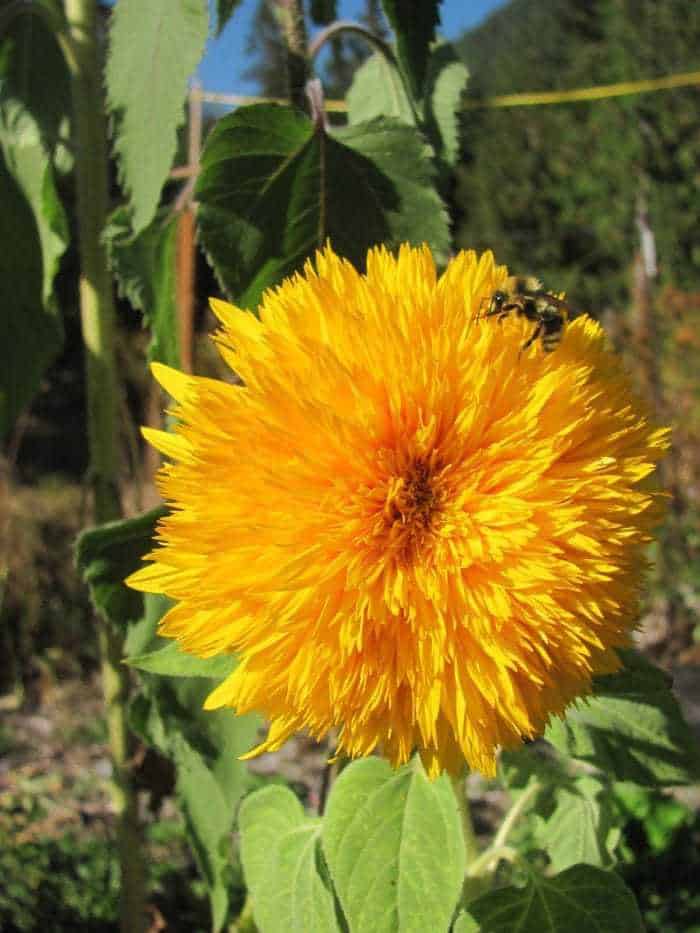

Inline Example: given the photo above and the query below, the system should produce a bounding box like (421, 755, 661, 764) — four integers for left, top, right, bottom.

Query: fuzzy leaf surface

(240, 785, 341, 933)
(466, 864, 644, 933)
(106, 0, 208, 232)
(104, 206, 180, 366)
(534, 776, 620, 871)
(546, 650, 700, 786)
(322, 758, 465, 933)
(346, 53, 415, 125)
(196, 105, 449, 310)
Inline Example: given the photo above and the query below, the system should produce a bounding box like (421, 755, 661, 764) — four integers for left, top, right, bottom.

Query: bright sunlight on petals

(128, 244, 668, 777)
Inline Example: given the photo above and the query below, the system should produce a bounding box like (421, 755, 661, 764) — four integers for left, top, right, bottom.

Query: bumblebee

(480, 276, 573, 354)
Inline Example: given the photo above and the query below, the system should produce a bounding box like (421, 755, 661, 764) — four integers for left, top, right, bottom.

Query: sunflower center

(383, 460, 441, 562)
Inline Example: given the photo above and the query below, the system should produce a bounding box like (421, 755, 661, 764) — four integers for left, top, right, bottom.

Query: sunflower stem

(64, 1, 146, 930)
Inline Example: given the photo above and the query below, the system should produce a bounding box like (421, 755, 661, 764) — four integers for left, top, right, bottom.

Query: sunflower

(128, 244, 667, 777)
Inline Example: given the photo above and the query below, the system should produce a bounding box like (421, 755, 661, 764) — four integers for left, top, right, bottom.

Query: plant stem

(308, 19, 397, 65)
(450, 771, 480, 866)
(490, 779, 540, 853)
(307, 19, 421, 125)
(275, 0, 310, 111)
(63, 1, 146, 930)
(451, 771, 490, 905)
(466, 779, 540, 879)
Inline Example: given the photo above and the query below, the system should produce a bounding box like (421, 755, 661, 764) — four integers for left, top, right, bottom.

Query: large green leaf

(104, 206, 180, 367)
(0, 6, 71, 160)
(239, 785, 341, 933)
(75, 507, 167, 626)
(546, 651, 700, 786)
(346, 53, 415, 126)
(0, 156, 63, 440)
(216, 0, 244, 35)
(0, 9, 69, 438)
(380, 0, 440, 99)
(196, 104, 449, 310)
(322, 758, 465, 933)
(106, 0, 209, 233)
(464, 864, 644, 933)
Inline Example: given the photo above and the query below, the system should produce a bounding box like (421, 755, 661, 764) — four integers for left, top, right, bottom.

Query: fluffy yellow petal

(130, 244, 668, 777)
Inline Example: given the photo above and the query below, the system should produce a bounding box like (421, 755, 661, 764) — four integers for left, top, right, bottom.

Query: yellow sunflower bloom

(128, 244, 668, 777)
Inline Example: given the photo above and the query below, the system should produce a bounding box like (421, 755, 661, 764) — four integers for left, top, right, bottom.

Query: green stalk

(63, 1, 146, 930)
(450, 771, 490, 905)
(450, 771, 480, 865)
(275, 0, 310, 111)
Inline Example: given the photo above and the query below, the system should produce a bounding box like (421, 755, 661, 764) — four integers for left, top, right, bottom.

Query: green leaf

(239, 785, 341, 933)
(452, 914, 481, 933)
(424, 43, 468, 166)
(75, 507, 167, 626)
(127, 641, 236, 680)
(106, 0, 209, 233)
(196, 105, 449, 310)
(0, 8, 69, 437)
(535, 776, 620, 872)
(546, 650, 700, 786)
(104, 206, 180, 367)
(0, 154, 63, 439)
(381, 0, 440, 99)
(123, 592, 171, 657)
(0, 6, 71, 160)
(172, 735, 236, 932)
(346, 53, 415, 126)
(467, 864, 644, 933)
(322, 758, 465, 933)
(0, 136, 68, 308)
(612, 782, 691, 853)
(133, 672, 260, 931)
(216, 0, 244, 35)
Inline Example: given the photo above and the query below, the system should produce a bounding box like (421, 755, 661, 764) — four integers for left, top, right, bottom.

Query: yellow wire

(197, 69, 700, 112)
(462, 69, 700, 109)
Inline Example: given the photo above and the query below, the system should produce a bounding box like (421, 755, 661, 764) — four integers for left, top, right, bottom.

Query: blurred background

(2, 0, 699, 930)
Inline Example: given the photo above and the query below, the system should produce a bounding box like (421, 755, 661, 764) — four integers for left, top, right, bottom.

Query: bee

(479, 276, 573, 354)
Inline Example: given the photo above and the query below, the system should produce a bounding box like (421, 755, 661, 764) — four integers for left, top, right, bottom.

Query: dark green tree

(455, 0, 700, 314)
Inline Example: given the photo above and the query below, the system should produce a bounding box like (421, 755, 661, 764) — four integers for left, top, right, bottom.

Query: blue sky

(197, 0, 507, 94)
